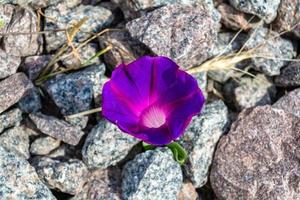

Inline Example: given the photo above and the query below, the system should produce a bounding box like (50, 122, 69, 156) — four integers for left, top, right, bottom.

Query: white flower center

(142, 106, 166, 128)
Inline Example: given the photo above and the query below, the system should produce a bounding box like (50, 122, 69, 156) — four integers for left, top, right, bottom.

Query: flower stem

(142, 141, 188, 165)
(142, 142, 156, 151)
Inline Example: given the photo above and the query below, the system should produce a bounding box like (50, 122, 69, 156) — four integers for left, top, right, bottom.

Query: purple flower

(102, 56, 205, 145)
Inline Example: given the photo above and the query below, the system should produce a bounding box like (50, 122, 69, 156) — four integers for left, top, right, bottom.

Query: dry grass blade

(186, 49, 254, 74)
(38, 17, 88, 79)
(65, 107, 102, 119)
(35, 45, 112, 85)
(186, 20, 300, 77)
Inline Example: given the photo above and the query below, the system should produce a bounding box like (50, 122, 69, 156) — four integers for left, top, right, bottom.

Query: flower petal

(157, 70, 201, 106)
(166, 89, 205, 140)
(133, 125, 173, 146)
(158, 70, 205, 140)
(102, 81, 140, 133)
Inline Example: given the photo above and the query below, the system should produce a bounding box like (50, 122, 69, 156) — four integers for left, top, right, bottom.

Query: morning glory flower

(102, 56, 205, 146)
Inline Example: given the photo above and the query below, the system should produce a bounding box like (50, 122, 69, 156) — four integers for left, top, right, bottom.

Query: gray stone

(61, 43, 101, 69)
(22, 55, 52, 81)
(82, 119, 138, 169)
(126, 3, 220, 69)
(0, 145, 56, 200)
(45, 4, 113, 51)
(33, 157, 89, 195)
(44, 64, 105, 117)
(229, 0, 280, 23)
(210, 106, 300, 200)
(122, 148, 183, 200)
(30, 136, 61, 156)
(210, 32, 246, 57)
(0, 126, 30, 159)
(274, 0, 300, 38)
(29, 113, 85, 145)
(48, 144, 69, 158)
(0, 73, 33, 114)
(245, 27, 295, 76)
(44, 73, 92, 116)
(180, 100, 229, 188)
(99, 29, 146, 69)
(0, 49, 21, 79)
(194, 72, 208, 98)
(22, 124, 40, 137)
(0, 4, 42, 56)
(18, 88, 42, 113)
(65, 116, 89, 130)
(273, 88, 300, 118)
(224, 74, 276, 111)
(30, 0, 79, 9)
(0, 3, 13, 30)
(113, 0, 219, 20)
(275, 59, 300, 87)
(71, 167, 122, 200)
(0, 108, 22, 134)
(79, 64, 106, 106)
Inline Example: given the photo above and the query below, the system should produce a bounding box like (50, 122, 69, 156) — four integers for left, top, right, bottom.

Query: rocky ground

(0, 0, 300, 200)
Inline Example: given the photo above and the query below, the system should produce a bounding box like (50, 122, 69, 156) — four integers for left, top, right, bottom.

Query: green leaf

(166, 142, 187, 165)
(142, 142, 156, 151)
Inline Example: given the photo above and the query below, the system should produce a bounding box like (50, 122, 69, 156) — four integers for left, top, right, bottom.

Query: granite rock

(61, 43, 101, 69)
(82, 119, 138, 169)
(275, 58, 300, 87)
(44, 64, 105, 117)
(194, 72, 208, 97)
(45, 4, 113, 51)
(99, 30, 147, 69)
(126, 3, 220, 69)
(48, 144, 69, 158)
(245, 27, 295, 76)
(223, 74, 276, 111)
(229, 0, 280, 23)
(71, 167, 122, 200)
(30, 136, 61, 156)
(0, 3, 13, 31)
(18, 88, 42, 113)
(208, 32, 247, 83)
(274, 0, 300, 38)
(0, 0, 73, 8)
(273, 88, 300, 118)
(0, 73, 33, 114)
(210, 32, 246, 57)
(122, 148, 183, 200)
(29, 113, 85, 145)
(44, 72, 93, 116)
(217, 3, 262, 30)
(180, 100, 229, 188)
(0, 145, 56, 200)
(0, 126, 30, 159)
(210, 106, 300, 200)
(0, 4, 42, 56)
(113, 0, 219, 20)
(22, 55, 52, 81)
(33, 157, 89, 195)
(177, 182, 199, 200)
(0, 108, 22, 134)
(0, 49, 21, 79)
